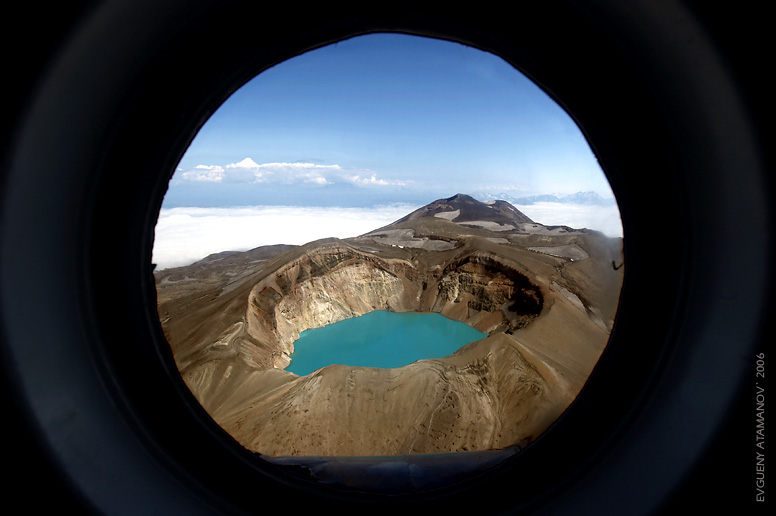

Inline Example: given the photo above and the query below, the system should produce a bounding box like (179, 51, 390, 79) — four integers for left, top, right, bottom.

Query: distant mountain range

(474, 191, 616, 206)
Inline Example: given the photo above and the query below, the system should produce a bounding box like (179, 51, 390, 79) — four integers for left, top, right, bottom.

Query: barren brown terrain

(155, 194, 623, 457)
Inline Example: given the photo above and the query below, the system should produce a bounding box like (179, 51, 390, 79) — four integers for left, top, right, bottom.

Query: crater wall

(243, 243, 544, 369)
(157, 233, 619, 456)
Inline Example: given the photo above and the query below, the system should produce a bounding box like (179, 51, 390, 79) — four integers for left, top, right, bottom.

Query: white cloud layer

(346, 173, 407, 186)
(153, 202, 623, 270)
(152, 204, 420, 270)
(176, 159, 407, 187)
(181, 164, 225, 182)
(514, 202, 623, 238)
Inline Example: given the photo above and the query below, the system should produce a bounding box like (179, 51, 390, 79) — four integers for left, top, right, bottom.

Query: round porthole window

(152, 34, 625, 483)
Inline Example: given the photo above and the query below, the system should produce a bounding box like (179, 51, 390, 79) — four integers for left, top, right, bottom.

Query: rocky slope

(155, 194, 624, 457)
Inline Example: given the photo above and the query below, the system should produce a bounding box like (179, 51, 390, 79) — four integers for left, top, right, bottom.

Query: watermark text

(755, 352, 765, 502)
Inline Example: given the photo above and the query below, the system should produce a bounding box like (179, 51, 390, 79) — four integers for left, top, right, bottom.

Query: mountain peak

(393, 193, 534, 226)
(444, 193, 477, 202)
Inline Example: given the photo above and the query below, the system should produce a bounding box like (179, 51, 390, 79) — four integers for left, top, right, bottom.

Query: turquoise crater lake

(286, 310, 488, 376)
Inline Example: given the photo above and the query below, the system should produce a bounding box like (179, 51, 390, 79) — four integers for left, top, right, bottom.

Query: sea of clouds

(152, 204, 420, 270)
(514, 202, 623, 238)
(153, 202, 623, 270)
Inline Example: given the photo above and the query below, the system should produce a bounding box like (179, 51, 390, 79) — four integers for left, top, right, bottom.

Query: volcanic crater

(155, 194, 624, 457)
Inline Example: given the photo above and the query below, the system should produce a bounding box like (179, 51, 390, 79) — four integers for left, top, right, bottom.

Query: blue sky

(154, 33, 621, 268)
